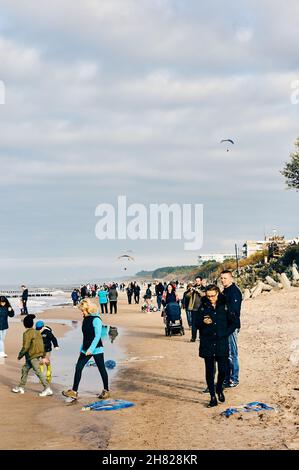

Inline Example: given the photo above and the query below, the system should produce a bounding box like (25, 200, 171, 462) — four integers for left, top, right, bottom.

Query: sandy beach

(0, 288, 298, 450)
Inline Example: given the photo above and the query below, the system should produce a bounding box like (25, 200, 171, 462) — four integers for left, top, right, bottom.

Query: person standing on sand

(12, 314, 53, 396)
(198, 285, 239, 408)
(126, 284, 133, 304)
(133, 282, 141, 304)
(108, 284, 118, 314)
(71, 288, 79, 307)
(220, 270, 242, 388)
(182, 283, 193, 329)
(189, 277, 206, 343)
(35, 320, 59, 384)
(0, 296, 15, 358)
(98, 286, 109, 314)
(155, 281, 164, 311)
(21, 285, 29, 315)
(62, 299, 110, 400)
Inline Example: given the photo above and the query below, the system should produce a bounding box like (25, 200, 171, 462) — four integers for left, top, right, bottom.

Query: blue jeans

(185, 310, 192, 327)
(0, 329, 7, 354)
(226, 331, 239, 383)
(157, 295, 162, 310)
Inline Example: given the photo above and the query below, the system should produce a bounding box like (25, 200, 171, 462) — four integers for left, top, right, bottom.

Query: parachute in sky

(220, 139, 235, 152)
(117, 254, 135, 271)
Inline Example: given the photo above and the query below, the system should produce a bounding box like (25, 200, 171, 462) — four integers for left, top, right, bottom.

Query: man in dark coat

(21, 285, 29, 315)
(189, 277, 206, 342)
(220, 270, 242, 388)
(198, 284, 238, 407)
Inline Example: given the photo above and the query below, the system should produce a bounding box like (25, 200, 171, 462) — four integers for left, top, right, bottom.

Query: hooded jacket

(40, 326, 59, 353)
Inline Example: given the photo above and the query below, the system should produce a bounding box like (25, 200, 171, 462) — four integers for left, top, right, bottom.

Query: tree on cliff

(281, 138, 299, 190)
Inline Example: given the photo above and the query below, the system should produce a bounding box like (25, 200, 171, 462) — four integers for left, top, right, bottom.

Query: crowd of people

(0, 271, 242, 408)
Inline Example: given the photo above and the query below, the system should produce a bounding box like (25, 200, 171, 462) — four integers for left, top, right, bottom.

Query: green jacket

(18, 328, 45, 360)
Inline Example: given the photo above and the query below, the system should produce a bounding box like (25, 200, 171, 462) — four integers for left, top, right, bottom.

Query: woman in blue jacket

(0, 296, 15, 358)
(98, 287, 109, 314)
(62, 299, 109, 400)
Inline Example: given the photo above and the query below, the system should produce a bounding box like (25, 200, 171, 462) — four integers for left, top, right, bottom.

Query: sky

(0, 0, 299, 285)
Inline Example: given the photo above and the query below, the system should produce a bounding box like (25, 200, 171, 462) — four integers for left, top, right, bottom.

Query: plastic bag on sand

(82, 399, 135, 411)
(221, 402, 275, 418)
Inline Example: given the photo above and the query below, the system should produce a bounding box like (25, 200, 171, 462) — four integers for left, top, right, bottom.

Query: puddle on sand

(13, 319, 125, 395)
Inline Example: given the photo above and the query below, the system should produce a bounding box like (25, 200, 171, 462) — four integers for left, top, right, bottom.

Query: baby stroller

(164, 302, 184, 337)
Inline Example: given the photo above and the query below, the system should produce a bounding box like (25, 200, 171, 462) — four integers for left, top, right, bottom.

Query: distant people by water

(80, 285, 87, 300)
(0, 296, 15, 358)
(220, 270, 242, 388)
(109, 284, 118, 314)
(62, 299, 109, 401)
(36, 320, 59, 384)
(21, 285, 29, 315)
(71, 288, 79, 307)
(198, 285, 238, 408)
(12, 314, 53, 397)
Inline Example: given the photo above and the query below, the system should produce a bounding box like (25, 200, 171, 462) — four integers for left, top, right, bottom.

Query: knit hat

(35, 320, 44, 330)
(23, 314, 36, 328)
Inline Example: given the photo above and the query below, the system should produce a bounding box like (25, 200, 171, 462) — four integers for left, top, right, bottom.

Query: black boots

(207, 396, 218, 407)
(217, 390, 225, 403)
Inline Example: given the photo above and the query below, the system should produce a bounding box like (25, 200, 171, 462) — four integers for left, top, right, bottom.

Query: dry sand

(0, 288, 298, 450)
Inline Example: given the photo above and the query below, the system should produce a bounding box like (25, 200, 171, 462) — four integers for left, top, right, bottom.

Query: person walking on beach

(21, 285, 29, 315)
(0, 296, 15, 358)
(62, 299, 110, 400)
(80, 285, 87, 300)
(126, 284, 133, 304)
(35, 321, 59, 384)
(162, 283, 179, 307)
(198, 285, 239, 408)
(189, 277, 206, 342)
(133, 282, 141, 304)
(108, 284, 118, 314)
(182, 283, 193, 329)
(12, 314, 53, 396)
(71, 288, 79, 307)
(98, 286, 109, 314)
(220, 270, 242, 388)
(155, 281, 164, 311)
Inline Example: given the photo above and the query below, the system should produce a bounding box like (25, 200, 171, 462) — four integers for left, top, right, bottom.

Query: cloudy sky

(0, 0, 299, 285)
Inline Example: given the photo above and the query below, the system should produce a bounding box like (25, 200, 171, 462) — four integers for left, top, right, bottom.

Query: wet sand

(0, 289, 298, 450)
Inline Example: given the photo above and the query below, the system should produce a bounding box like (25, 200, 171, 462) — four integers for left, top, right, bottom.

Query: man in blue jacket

(220, 270, 242, 388)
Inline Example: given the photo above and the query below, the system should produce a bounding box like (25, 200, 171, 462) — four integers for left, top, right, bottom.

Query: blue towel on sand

(222, 402, 275, 417)
(82, 399, 135, 411)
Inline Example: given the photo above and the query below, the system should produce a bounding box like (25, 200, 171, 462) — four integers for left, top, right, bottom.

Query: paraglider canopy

(117, 254, 135, 271)
(220, 139, 235, 152)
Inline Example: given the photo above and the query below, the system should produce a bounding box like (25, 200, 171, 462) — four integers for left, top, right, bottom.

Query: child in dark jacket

(35, 320, 59, 384)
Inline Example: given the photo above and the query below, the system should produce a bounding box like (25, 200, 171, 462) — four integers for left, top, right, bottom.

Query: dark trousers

(100, 303, 108, 314)
(127, 295, 132, 304)
(72, 353, 109, 392)
(21, 300, 28, 315)
(191, 311, 200, 340)
(134, 294, 140, 304)
(204, 356, 227, 397)
(110, 301, 117, 314)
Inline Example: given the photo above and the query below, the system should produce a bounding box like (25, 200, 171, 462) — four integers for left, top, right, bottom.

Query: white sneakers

(12, 386, 25, 394)
(39, 387, 53, 397)
(11, 386, 53, 396)
(0, 352, 7, 358)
